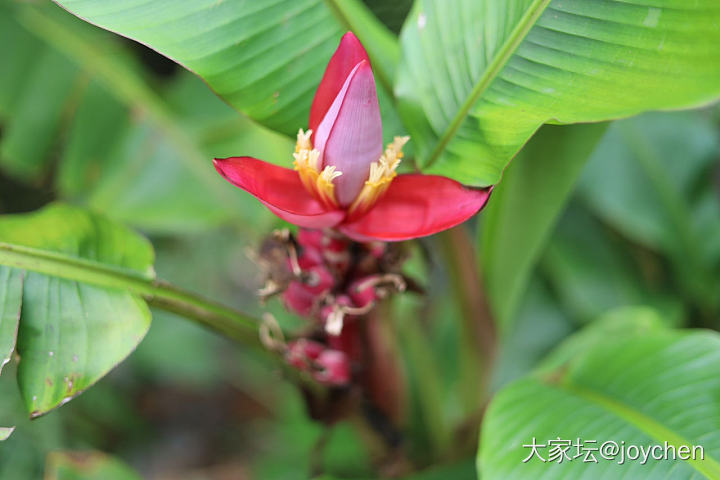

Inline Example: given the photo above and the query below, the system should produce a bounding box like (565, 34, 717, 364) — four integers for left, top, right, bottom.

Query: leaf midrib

(557, 379, 720, 479)
(425, 0, 552, 170)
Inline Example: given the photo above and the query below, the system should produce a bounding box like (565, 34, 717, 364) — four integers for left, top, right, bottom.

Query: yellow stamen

(349, 136, 410, 217)
(293, 128, 342, 207)
(295, 128, 313, 152)
(316, 166, 342, 207)
(293, 148, 321, 193)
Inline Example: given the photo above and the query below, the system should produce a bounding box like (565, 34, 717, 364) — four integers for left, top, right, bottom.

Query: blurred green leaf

(132, 309, 226, 388)
(252, 385, 322, 480)
(0, 204, 154, 417)
(480, 308, 720, 479)
(541, 205, 684, 325)
(0, 267, 22, 374)
(400, 459, 476, 480)
(0, 11, 43, 118)
(579, 111, 720, 313)
(0, 48, 80, 181)
(57, 80, 129, 198)
(52, 0, 400, 137)
(481, 123, 607, 328)
(321, 422, 373, 478)
(397, 0, 720, 186)
(80, 74, 291, 233)
(492, 278, 573, 390)
(45, 450, 142, 480)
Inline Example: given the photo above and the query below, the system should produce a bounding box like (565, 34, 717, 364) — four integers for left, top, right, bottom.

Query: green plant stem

(0, 242, 260, 347)
(437, 227, 497, 416)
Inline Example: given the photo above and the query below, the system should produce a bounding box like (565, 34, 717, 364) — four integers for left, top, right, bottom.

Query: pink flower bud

(313, 60, 383, 208)
(348, 276, 377, 309)
(313, 350, 351, 386)
(282, 264, 334, 317)
(297, 228, 351, 274)
(296, 246, 324, 269)
(282, 281, 317, 317)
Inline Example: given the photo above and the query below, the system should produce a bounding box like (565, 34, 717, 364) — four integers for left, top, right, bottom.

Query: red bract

(214, 32, 491, 241)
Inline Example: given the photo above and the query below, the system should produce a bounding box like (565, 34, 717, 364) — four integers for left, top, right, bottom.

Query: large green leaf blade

(17, 276, 150, 418)
(397, 0, 720, 186)
(52, 0, 400, 137)
(0, 48, 80, 181)
(479, 308, 720, 479)
(0, 204, 154, 417)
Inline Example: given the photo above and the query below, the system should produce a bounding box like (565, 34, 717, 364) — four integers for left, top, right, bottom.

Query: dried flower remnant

(255, 227, 412, 386)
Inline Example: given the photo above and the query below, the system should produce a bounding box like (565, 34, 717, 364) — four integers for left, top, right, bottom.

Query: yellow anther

(293, 149, 321, 172)
(294, 149, 321, 194)
(367, 162, 386, 184)
(293, 128, 341, 208)
(348, 136, 410, 218)
(292, 129, 409, 213)
(315, 166, 342, 207)
(380, 136, 409, 172)
(320, 165, 342, 182)
(295, 128, 313, 152)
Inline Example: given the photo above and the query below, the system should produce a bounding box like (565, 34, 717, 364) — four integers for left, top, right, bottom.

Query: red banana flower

(214, 32, 491, 241)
